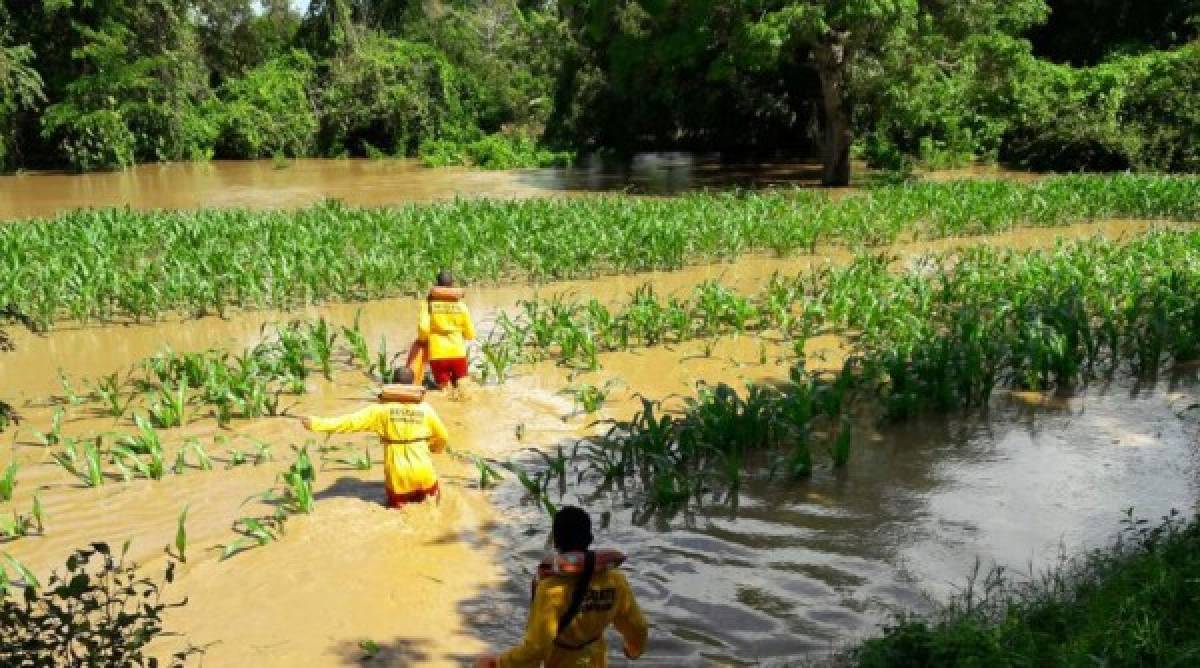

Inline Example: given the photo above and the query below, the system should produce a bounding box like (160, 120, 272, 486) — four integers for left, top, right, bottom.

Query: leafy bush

(863, 33, 1200, 174)
(1125, 43, 1200, 172)
(1003, 43, 1200, 172)
(0, 542, 201, 666)
(319, 34, 475, 157)
(213, 51, 318, 159)
(420, 133, 574, 169)
(40, 108, 137, 172)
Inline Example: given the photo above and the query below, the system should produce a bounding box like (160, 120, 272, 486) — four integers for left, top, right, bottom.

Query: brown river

(0, 156, 1032, 221)
(0, 162, 1197, 666)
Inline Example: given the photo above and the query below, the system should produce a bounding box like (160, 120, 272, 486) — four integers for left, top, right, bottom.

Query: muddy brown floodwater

(0, 155, 1036, 221)
(1, 219, 1197, 666)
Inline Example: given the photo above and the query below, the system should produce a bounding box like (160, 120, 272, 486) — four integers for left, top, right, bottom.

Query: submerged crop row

(3, 175, 1199, 331)
(575, 229, 1200, 509)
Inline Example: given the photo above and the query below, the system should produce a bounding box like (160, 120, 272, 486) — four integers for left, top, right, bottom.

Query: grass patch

(853, 511, 1200, 667)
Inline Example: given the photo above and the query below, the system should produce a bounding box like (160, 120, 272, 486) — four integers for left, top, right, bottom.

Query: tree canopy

(0, 0, 1195, 180)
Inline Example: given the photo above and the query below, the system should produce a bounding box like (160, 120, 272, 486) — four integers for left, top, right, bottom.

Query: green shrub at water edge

(420, 134, 574, 169)
(212, 51, 318, 160)
(854, 511, 1200, 667)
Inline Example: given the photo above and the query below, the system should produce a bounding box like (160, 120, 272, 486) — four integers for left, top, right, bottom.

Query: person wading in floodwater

(299, 368, 448, 507)
(476, 506, 649, 667)
(407, 269, 476, 390)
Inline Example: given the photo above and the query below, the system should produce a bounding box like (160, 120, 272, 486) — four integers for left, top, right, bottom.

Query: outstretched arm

(304, 405, 383, 435)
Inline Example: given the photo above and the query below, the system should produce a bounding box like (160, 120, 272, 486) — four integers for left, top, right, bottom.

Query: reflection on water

(468, 380, 1199, 665)
(0, 154, 1035, 221)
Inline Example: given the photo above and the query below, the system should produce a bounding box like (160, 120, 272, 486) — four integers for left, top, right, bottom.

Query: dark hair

(552, 506, 593, 552)
(552, 506, 596, 638)
(391, 367, 415, 385)
(436, 269, 454, 287)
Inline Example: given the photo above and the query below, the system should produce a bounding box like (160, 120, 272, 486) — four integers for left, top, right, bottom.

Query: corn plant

(503, 461, 557, 516)
(111, 443, 166, 481)
(306, 317, 338, 380)
(147, 382, 188, 428)
(327, 445, 371, 471)
(341, 310, 372, 369)
(472, 455, 504, 489)
(175, 439, 214, 473)
(4, 175, 1199, 332)
(562, 380, 621, 416)
(169, 506, 188, 562)
(57, 372, 88, 406)
(0, 461, 17, 501)
(221, 515, 285, 560)
(248, 440, 274, 465)
(51, 437, 105, 487)
(583, 442, 627, 482)
(33, 407, 65, 447)
(94, 373, 135, 418)
(478, 335, 519, 385)
(0, 552, 40, 593)
(226, 449, 247, 468)
(280, 446, 316, 514)
(0, 497, 43, 539)
(369, 336, 401, 382)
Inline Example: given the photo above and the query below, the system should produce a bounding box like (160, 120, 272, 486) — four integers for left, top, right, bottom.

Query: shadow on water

(450, 376, 1200, 665)
(316, 476, 386, 505)
(512, 154, 834, 197)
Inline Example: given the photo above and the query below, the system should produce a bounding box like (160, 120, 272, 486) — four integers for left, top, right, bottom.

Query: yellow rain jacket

(309, 401, 448, 495)
(499, 568, 649, 668)
(418, 297, 476, 360)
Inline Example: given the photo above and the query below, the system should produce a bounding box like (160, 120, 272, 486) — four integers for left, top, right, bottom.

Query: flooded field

(3, 218, 1197, 665)
(0, 155, 1035, 221)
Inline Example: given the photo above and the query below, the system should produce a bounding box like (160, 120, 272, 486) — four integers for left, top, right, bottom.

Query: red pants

(429, 357, 468, 388)
(387, 482, 440, 508)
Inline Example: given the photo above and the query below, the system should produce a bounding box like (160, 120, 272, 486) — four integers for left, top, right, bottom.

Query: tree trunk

(814, 37, 852, 187)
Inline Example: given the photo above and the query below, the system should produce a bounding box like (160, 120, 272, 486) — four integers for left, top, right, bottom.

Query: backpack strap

(554, 550, 596, 644)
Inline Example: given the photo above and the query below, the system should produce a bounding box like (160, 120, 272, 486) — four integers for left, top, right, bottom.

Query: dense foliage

(0, 0, 1196, 178)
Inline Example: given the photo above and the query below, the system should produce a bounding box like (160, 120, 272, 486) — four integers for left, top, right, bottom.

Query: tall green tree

(12, 0, 215, 170)
(734, 1, 919, 185)
(0, 9, 45, 171)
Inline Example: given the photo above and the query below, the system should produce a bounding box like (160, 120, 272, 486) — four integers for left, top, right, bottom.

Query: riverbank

(851, 510, 1200, 666)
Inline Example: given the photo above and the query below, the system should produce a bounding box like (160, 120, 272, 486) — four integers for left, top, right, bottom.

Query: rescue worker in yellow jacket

(476, 506, 649, 668)
(300, 368, 448, 507)
(413, 269, 476, 389)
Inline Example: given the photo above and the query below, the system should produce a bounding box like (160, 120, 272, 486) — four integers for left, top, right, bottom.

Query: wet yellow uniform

(499, 569, 648, 668)
(309, 402, 448, 502)
(419, 298, 477, 360)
